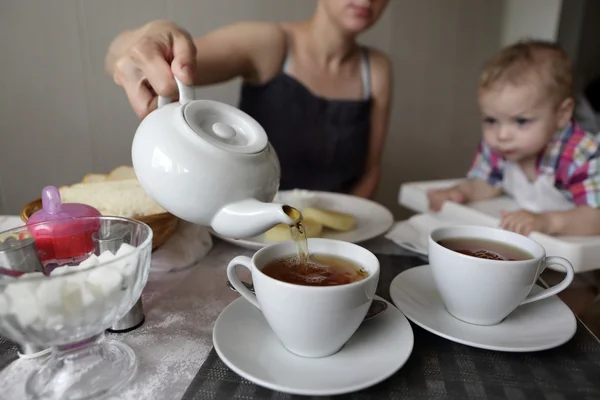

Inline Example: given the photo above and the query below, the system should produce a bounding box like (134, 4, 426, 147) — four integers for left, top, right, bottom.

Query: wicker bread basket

(20, 198, 179, 251)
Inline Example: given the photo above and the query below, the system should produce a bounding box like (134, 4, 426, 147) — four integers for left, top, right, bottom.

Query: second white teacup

(227, 238, 380, 358)
(428, 225, 574, 326)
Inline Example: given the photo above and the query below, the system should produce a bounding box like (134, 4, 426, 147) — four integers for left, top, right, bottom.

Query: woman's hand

(106, 20, 197, 118)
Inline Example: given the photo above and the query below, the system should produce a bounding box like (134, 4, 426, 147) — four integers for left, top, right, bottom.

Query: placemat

(181, 254, 600, 400)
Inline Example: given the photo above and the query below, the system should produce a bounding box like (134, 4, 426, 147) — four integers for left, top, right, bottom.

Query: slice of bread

(107, 165, 136, 181)
(81, 173, 107, 183)
(59, 179, 166, 218)
(264, 220, 323, 242)
(301, 207, 355, 232)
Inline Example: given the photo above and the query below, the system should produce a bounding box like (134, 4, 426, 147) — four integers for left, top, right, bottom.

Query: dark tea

(277, 205, 368, 285)
(262, 254, 368, 286)
(437, 237, 533, 261)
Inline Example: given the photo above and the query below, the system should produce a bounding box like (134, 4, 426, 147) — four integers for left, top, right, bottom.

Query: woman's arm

(191, 22, 285, 86)
(105, 20, 285, 118)
(351, 50, 392, 199)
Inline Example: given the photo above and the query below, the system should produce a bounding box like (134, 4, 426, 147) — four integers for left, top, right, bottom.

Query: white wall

(500, 0, 563, 46)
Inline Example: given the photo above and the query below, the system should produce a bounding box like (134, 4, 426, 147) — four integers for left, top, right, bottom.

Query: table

(0, 237, 599, 399)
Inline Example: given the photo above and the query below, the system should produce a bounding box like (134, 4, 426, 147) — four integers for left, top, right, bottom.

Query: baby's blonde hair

(479, 39, 573, 105)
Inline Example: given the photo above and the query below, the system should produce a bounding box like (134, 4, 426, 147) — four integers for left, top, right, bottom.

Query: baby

(428, 40, 600, 237)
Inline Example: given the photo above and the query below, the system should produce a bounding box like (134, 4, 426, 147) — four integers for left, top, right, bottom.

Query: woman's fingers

(121, 75, 157, 119)
(130, 37, 177, 98)
(171, 31, 197, 85)
(110, 21, 198, 119)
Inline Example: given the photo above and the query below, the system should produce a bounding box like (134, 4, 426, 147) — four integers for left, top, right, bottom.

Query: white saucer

(390, 265, 577, 352)
(212, 296, 414, 396)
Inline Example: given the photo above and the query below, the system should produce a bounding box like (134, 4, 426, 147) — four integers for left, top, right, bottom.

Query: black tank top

(238, 40, 372, 193)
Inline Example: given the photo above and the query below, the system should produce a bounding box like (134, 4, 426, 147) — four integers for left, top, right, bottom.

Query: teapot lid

(183, 100, 268, 154)
(160, 78, 268, 155)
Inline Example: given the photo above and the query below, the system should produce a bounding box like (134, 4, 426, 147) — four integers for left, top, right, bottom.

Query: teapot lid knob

(211, 122, 237, 140)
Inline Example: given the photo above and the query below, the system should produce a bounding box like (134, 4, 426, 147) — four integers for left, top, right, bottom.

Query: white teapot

(131, 78, 295, 238)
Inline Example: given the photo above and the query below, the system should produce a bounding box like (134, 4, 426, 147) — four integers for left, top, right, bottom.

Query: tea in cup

(428, 225, 574, 326)
(226, 238, 380, 358)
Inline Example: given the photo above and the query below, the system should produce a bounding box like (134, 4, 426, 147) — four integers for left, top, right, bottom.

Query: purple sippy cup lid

(28, 186, 101, 225)
(26, 186, 102, 265)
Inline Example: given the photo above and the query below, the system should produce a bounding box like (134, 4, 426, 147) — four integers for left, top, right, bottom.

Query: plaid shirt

(467, 121, 600, 208)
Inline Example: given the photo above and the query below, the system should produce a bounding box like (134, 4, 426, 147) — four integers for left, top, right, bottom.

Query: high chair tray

(398, 179, 600, 273)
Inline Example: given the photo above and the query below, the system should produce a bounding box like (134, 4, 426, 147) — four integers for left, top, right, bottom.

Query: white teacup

(226, 238, 380, 358)
(428, 225, 574, 326)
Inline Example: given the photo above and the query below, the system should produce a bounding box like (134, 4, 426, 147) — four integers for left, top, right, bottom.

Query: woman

(106, 0, 392, 198)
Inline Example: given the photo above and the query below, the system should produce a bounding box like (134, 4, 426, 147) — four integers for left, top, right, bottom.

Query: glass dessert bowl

(0, 216, 152, 400)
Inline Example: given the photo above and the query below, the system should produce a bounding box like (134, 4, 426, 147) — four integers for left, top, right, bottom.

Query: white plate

(390, 265, 577, 352)
(213, 296, 414, 396)
(211, 191, 395, 250)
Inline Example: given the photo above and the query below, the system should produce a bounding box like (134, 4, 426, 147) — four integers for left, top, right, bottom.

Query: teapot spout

(211, 199, 297, 239)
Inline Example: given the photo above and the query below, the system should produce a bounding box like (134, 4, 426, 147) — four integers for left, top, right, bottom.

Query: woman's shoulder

(363, 46, 391, 67)
(362, 46, 392, 98)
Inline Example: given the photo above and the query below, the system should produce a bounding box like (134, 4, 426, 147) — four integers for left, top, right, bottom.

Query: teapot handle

(157, 77, 195, 107)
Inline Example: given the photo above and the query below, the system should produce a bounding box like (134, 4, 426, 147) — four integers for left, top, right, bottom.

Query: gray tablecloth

(181, 253, 600, 400)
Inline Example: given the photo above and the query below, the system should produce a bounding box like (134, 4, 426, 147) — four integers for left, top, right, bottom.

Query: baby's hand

(427, 188, 465, 212)
(500, 210, 550, 236)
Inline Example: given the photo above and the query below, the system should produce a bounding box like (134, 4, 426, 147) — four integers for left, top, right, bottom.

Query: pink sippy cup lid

(26, 186, 102, 264)
(28, 186, 101, 224)
(27, 186, 102, 238)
